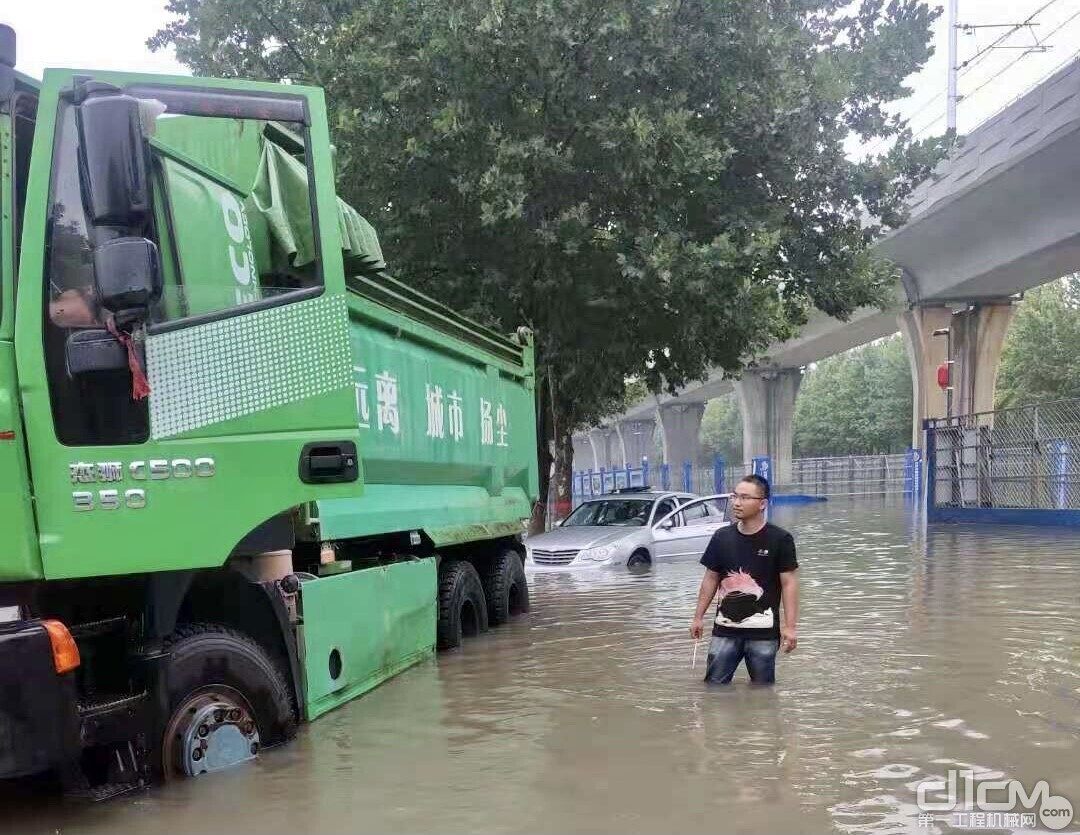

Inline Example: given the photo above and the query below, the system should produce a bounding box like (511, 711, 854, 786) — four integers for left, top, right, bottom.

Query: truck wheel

(437, 560, 489, 650)
(482, 549, 529, 626)
(161, 624, 295, 780)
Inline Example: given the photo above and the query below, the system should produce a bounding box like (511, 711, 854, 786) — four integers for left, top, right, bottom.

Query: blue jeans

(704, 635, 780, 684)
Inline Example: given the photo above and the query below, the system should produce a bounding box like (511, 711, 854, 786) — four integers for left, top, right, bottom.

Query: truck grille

(531, 549, 579, 566)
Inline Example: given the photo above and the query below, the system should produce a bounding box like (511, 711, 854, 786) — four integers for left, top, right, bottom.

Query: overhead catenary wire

(962, 6, 1080, 105)
(956, 0, 1063, 75)
(860, 1, 1080, 157)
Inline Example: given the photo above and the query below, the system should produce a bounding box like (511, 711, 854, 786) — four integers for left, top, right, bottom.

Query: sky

(4, 0, 1080, 145)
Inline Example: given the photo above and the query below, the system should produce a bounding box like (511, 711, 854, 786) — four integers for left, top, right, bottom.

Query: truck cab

(0, 27, 536, 795)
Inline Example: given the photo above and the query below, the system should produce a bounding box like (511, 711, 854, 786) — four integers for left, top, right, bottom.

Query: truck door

(16, 70, 362, 580)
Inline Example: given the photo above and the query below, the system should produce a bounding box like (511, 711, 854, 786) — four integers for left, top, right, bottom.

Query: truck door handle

(299, 441, 358, 484)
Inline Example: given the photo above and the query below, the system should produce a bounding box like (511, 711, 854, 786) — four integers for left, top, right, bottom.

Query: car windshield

(562, 499, 653, 527)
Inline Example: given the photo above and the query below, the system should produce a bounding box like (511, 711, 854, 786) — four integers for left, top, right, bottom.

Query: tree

(152, 0, 949, 528)
(792, 335, 912, 457)
(996, 276, 1080, 409)
(700, 395, 743, 466)
(147, 1, 352, 85)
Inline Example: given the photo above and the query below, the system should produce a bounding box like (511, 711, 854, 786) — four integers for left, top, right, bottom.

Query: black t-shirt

(700, 522, 798, 639)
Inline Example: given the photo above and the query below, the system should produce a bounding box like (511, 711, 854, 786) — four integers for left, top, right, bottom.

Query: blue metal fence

(925, 398, 1080, 524)
(571, 456, 731, 502)
(571, 449, 923, 507)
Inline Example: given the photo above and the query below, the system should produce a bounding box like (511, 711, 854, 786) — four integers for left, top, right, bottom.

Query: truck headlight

(578, 544, 615, 562)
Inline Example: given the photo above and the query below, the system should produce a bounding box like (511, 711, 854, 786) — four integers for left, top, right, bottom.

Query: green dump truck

(0, 27, 537, 796)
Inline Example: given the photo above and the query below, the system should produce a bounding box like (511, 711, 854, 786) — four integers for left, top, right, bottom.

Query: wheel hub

(165, 690, 260, 778)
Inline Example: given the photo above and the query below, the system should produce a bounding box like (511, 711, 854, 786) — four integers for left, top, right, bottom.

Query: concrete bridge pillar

(587, 428, 608, 469)
(618, 417, 658, 468)
(658, 403, 706, 468)
(734, 368, 802, 485)
(572, 433, 596, 473)
(899, 301, 1015, 447)
(588, 427, 623, 470)
(950, 302, 1015, 417)
(604, 426, 627, 469)
(899, 306, 952, 449)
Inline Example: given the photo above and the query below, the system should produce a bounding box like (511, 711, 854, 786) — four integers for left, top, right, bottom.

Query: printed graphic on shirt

(714, 568, 775, 630)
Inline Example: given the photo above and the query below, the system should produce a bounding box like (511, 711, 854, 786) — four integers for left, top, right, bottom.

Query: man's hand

(691, 569, 720, 641)
(780, 625, 798, 654)
(690, 616, 705, 640)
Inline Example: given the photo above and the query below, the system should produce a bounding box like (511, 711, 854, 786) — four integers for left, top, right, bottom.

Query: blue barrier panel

(713, 456, 725, 494)
(683, 461, 693, 492)
(752, 456, 772, 485)
(904, 447, 923, 498)
(642, 458, 651, 487)
(660, 463, 671, 490)
(925, 424, 937, 517)
(1054, 440, 1071, 509)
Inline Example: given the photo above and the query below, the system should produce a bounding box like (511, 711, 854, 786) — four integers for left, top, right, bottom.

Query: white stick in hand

(692, 639, 699, 670)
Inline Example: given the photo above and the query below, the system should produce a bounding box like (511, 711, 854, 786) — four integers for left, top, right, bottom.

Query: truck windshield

(45, 104, 324, 334)
(562, 499, 653, 527)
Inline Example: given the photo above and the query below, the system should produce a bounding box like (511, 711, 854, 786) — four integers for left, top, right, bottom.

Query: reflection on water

(5, 499, 1079, 834)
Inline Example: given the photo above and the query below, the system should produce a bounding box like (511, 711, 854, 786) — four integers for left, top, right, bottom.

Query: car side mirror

(76, 82, 151, 226)
(93, 237, 161, 314)
(658, 518, 675, 531)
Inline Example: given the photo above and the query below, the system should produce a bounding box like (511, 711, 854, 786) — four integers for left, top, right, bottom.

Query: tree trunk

(527, 370, 575, 535)
(528, 375, 555, 536)
(528, 437, 553, 536)
(551, 425, 575, 525)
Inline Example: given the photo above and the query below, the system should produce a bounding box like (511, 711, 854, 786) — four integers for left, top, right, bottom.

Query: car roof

(586, 491, 697, 502)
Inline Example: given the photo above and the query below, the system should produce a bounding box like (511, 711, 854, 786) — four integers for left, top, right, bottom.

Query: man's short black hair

(738, 473, 770, 499)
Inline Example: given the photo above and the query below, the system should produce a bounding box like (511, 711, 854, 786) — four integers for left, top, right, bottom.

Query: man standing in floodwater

(689, 474, 799, 684)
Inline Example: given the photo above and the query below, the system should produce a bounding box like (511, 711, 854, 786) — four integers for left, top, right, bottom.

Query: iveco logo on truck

(220, 191, 258, 306)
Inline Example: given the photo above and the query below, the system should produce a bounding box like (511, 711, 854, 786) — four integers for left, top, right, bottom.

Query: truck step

(69, 616, 127, 639)
(66, 779, 145, 802)
(78, 691, 147, 717)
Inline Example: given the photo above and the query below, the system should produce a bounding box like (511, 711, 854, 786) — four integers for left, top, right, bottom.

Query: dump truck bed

(318, 272, 539, 546)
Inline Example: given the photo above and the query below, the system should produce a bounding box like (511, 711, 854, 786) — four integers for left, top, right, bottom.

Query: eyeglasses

(732, 493, 766, 502)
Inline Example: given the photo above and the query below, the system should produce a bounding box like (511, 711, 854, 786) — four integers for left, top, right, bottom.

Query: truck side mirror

(0, 25, 14, 103)
(65, 329, 136, 377)
(76, 83, 151, 226)
(93, 237, 162, 314)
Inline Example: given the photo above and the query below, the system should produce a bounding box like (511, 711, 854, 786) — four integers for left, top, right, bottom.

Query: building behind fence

(926, 397, 1080, 524)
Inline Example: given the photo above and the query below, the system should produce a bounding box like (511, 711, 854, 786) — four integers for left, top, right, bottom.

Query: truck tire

(482, 549, 529, 626)
(161, 624, 295, 779)
(437, 560, 488, 650)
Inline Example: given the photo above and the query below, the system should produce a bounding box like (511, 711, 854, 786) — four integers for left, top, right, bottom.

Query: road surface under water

(5, 499, 1080, 834)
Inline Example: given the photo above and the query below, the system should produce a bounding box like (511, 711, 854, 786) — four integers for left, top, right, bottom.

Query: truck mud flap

(298, 558, 436, 721)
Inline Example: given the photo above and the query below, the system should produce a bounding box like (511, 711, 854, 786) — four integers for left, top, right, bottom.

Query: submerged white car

(525, 490, 731, 570)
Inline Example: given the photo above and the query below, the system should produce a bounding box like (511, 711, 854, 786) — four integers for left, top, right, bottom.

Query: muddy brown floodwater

(4, 498, 1080, 834)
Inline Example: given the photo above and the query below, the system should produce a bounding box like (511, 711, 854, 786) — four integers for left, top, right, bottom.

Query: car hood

(527, 526, 640, 550)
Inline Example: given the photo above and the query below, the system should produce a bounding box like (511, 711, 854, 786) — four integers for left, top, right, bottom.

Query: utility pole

(947, 0, 959, 132)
